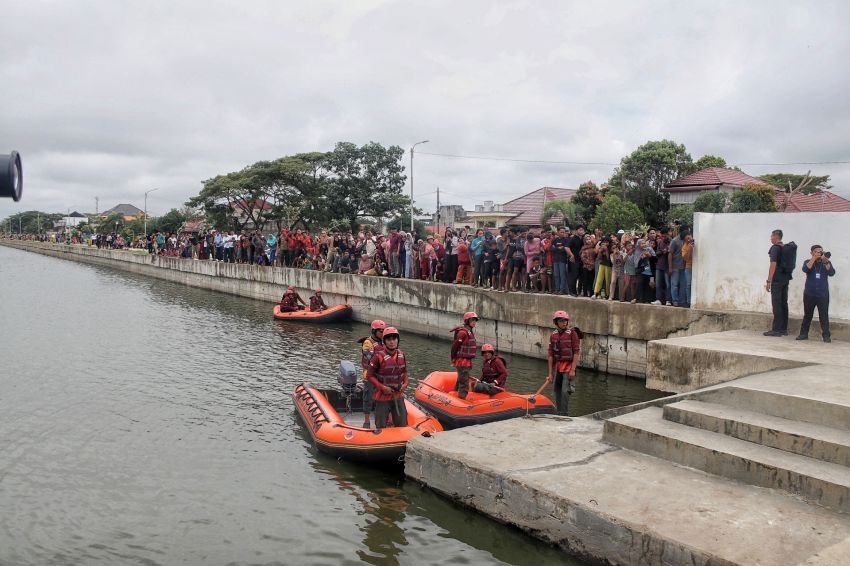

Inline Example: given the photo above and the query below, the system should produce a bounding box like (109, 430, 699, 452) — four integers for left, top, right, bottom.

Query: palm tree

(540, 199, 577, 228)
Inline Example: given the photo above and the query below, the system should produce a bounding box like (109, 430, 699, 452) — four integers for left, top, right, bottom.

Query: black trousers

(567, 261, 580, 295)
(553, 371, 571, 416)
(770, 282, 789, 334)
(800, 293, 830, 338)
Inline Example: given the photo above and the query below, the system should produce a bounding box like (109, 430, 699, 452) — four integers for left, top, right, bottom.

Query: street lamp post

(409, 140, 429, 232)
(144, 187, 160, 237)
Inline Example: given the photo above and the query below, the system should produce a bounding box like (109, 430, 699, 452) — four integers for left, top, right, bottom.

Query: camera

(0, 151, 23, 201)
(824, 251, 831, 259)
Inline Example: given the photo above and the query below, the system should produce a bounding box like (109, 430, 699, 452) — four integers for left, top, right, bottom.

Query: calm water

(0, 245, 664, 565)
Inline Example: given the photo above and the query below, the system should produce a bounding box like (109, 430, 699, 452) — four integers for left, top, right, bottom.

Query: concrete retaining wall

(693, 211, 849, 319)
(0, 240, 796, 382)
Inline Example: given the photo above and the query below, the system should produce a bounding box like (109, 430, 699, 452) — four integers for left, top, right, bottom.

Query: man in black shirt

(551, 227, 571, 294)
(764, 229, 790, 336)
(566, 226, 585, 296)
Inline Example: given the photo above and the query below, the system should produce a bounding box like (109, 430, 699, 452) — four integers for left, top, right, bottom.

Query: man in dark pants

(566, 226, 585, 296)
(797, 245, 836, 343)
(764, 229, 791, 336)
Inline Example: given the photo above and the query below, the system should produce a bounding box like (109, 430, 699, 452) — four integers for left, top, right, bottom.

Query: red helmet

(382, 327, 400, 339)
(315, 288, 321, 293)
(463, 311, 479, 322)
(371, 320, 386, 331)
(287, 285, 295, 291)
(481, 343, 495, 353)
(553, 310, 570, 322)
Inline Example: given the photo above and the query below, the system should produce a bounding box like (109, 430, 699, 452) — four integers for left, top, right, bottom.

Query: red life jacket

(450, 325, 477, 359)
(358, 336, 385, 369)
(481, 355, 508, 388)
(374, 350, 406, 389)
(309, 295, 325, 311)
(281, 292, 297, 308)
(550, 328, 579, 361)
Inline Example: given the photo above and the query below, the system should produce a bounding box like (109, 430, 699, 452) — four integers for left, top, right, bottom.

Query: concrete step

(604, 407, 850, 514)
(703, 386, 850, 431)
(664, 400, 850, 467)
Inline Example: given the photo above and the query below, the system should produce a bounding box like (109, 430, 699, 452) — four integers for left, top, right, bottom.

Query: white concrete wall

(693, 212, 849, 320)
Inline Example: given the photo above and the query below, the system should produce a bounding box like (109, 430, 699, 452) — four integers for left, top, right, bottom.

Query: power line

(416, 150, 850, 168)
(736, 161, 850, 166)
(417, 151, 617, 166)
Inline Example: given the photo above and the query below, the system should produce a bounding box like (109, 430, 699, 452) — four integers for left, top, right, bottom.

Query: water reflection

(0, 246, 662, 565)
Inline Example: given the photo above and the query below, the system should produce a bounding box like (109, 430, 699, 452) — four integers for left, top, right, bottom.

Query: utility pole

(37, 212, 40, 235)
(95, 196, 99, 215)
(409, 140, 429, 232)
(144, 187, 160, 237)
(436, 186, 441, 235)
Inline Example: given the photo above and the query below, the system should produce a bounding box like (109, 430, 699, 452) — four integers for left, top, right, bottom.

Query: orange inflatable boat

(292, 382, 443, 463)
(273, 303, 352, 323)
(414, 371, 556, 429)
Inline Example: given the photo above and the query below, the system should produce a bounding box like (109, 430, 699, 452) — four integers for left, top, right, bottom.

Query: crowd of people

(141, 223, 696, 307)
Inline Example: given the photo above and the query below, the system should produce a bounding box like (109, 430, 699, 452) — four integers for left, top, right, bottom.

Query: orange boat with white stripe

(292, 382, 442, 463)
(414, 371, 556, 429)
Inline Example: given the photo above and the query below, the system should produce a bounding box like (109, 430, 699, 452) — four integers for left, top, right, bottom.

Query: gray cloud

(2, 0, 848, 222)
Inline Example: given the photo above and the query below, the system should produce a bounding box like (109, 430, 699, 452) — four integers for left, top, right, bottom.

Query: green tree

(590, 195, 645, 235)
(729, 184, 777, 213)
(540, 199, 578, 228)
(669, 204, 694, 228)
(759, 173, 831, 195)
(325, 142, 409, 230)
(608, 140, 693, 227)
(693, 191, 728, 213)
(570, 182, 601, 222)
(694, 154, 727, 170)
(156, 208, 188, 233)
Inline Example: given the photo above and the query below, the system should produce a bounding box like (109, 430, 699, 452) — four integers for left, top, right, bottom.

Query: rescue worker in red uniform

(450, 311, 478, 399)
(471, 343, 507, 395)
(366, 326, 408, 429)
(279, 285, 307, 312)
(357, 320, 386, 428)
(545, 310, 581, 415)
(308, 289, 327, 312)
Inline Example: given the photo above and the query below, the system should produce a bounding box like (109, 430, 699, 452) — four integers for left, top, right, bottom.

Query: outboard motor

(338, 360, 358, 392)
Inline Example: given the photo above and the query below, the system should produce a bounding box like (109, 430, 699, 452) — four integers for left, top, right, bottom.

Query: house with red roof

(663, 167, 850, 212)
(775, 189, 850, 212)
(502, 186, 577, 226)
(662, 168, 773, 205)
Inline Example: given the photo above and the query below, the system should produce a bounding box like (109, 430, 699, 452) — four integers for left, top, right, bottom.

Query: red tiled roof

(665, 167, 773, 189)
(503, 186, 577, 225)
(774, 190, 850, 212)
(232, 198, 272, 211)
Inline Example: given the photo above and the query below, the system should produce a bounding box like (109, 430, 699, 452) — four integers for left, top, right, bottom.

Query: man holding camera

(797, 245, 836, 343)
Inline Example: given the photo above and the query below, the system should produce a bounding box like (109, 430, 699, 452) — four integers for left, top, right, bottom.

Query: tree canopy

(540, 199, 578, 228)
(729, 184, 777, 213)
(694, 154, 728, 170)
(571, 181, 601, 222)
(589, 195, 645, 235)
(693, 191, 728, 213)
(187, 142, 409, 232)
(759, 173, 831, 195)
(608, 140, 693, 227)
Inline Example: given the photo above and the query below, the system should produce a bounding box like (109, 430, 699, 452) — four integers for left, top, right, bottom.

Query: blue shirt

(470, 236, 485, 257)
(801, 259, 835, 298)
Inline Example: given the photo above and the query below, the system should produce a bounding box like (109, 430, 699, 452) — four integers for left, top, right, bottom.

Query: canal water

(0, 245, 665, 565)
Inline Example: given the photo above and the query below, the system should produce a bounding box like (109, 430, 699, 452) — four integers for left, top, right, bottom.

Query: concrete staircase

(604, 384, 850, 514)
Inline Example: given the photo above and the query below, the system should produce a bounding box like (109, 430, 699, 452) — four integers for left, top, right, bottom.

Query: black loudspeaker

(0, 151, 23, 201)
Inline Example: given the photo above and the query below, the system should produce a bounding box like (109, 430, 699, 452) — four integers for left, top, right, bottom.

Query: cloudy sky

(2, 0, 849, 223)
